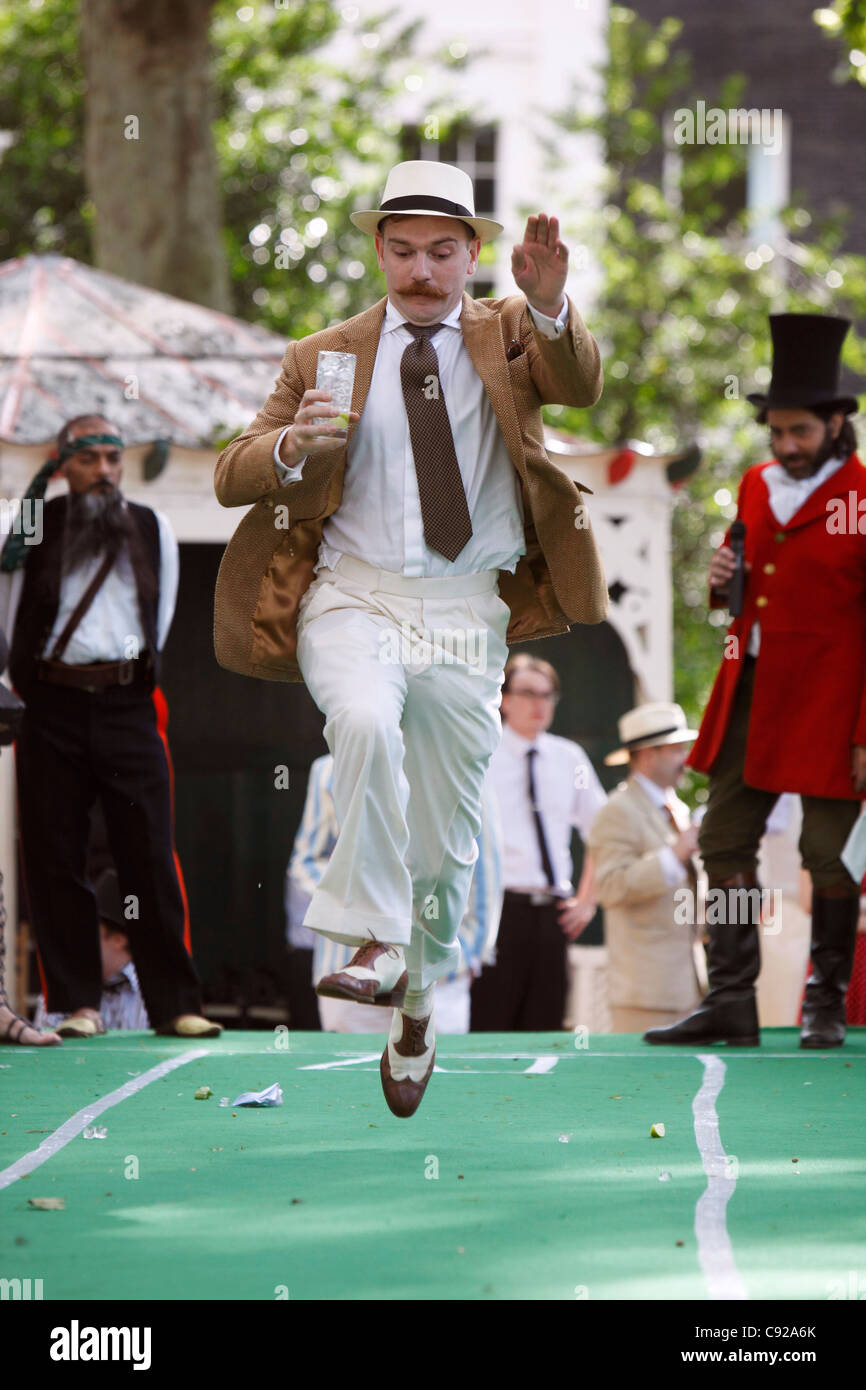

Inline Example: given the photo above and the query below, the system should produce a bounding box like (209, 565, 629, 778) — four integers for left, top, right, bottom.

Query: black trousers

(16, 680, 202, 1024)
(470, 893, 568, 1031)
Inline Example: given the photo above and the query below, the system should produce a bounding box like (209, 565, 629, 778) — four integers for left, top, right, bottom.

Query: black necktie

(400, 322, 473, 562)
(527, 747, 557, 889)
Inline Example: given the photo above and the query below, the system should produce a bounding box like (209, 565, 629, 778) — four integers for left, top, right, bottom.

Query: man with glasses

(471, 654, 606, 1030)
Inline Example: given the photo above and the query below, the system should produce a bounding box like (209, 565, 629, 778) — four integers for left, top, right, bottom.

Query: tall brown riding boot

(644, 871, 761, 1046)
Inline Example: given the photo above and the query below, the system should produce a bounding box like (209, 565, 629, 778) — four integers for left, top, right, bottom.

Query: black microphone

(727, 520, 747, 616)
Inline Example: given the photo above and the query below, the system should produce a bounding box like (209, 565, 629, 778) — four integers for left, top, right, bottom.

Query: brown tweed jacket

(213, 290, 608, 683)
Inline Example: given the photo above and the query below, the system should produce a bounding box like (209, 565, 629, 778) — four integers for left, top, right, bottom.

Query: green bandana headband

(0, 434, 125, 573)
(57, 433, 124, 460)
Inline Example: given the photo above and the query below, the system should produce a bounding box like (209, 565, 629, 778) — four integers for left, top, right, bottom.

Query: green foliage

(0, 0, 89, 261)
(813, 0, 866, 84)
(545, 6, 866, 799)
(0, 0, 474, 335)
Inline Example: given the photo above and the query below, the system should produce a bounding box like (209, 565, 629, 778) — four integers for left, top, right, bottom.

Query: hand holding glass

(312, 351, 357, 434)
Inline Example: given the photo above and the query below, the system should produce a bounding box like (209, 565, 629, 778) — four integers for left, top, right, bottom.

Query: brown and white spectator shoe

(380, 1010, 436, 1118)
(317, 939, 407, 1008)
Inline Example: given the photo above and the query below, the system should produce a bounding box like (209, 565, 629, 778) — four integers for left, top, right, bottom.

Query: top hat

(605, 702, 698, 767)
(746, 313, 858, 416)
(350, 161, 503, 243)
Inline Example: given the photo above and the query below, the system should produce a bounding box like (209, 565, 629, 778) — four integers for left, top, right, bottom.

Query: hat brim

(350, 207, 503, 242)
(604, 730, 698, 766)
(747, 392, 860, 416)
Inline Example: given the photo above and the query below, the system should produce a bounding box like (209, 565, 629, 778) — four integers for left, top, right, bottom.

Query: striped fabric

(33, 962, 150, 1032)
(286, 753, 503, 982)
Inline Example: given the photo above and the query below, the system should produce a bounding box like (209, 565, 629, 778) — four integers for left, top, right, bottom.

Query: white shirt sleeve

(155, 511, 179, 650)
(570, 750, 608, 840)
(273, 426, 307, 486)
(527, 297, 569, 339)
(658, 845, 689, 887)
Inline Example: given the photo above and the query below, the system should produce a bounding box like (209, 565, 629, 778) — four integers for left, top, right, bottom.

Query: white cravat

(748, 455, 846, 657)
(488, 722, 607, 894)
(272, 296, 569, 579)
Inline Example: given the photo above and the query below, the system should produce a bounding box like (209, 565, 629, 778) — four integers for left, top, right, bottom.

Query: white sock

(402, 984, 434, 1019)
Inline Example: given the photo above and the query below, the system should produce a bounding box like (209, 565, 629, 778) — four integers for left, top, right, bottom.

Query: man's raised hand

(511, 214, 568, 319)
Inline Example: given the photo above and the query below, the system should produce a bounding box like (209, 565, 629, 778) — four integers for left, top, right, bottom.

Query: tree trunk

(80, 0, 230, 310)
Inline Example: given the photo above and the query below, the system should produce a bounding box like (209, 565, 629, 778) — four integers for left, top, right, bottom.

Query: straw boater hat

(605, 702, 698, 767)
(350, 160, 503, 243)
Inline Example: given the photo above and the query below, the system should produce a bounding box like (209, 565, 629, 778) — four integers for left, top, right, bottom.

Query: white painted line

(0, 1048, 209, 1192)
(524, 1056, 560, 1074)
(693, 1054, 747, 1301)
(298, 1053, 381, 1071)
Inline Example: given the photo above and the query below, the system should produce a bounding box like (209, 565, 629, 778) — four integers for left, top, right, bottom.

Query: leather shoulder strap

(48, 551, 116, 662)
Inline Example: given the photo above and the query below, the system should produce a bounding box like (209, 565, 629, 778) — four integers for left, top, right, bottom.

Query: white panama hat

(350, 160, 503, 242)
(605, 701, 698, 767)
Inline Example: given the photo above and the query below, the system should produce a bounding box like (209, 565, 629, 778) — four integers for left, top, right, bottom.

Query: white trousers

(318, 972, 472, 1034)
(296, 553, 509, 990)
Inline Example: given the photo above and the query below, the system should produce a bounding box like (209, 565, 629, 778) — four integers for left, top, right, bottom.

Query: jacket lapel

(334, 297, 389, 421)
(460, 293, 527, 486)
(628, 776, 674, 843)
(768, 453, 864, 533)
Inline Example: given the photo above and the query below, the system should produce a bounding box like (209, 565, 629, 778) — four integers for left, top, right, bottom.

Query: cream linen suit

(587, 777, 703, 1030)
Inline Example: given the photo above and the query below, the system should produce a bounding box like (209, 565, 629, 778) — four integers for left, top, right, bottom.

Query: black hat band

(622, 725, 683, 749)
(379, 194, 474, 218)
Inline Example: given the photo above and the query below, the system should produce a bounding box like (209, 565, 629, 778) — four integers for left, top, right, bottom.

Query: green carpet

(1, 1029, 863, 1300)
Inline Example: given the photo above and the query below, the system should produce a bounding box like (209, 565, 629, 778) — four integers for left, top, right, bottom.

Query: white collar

(384, 298, 463, 337)
(633, 771, 676, 810)
(763, 454, 846, 493)
(501, 722, 547, 754)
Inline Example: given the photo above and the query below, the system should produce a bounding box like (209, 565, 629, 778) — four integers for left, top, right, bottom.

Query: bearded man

(645, 314, 864, 1050)
(2, 414, 220, 1039)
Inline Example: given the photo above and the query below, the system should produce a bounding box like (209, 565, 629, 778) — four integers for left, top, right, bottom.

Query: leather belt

(504, 888, 560, 907)
(36, 656, 150, 693)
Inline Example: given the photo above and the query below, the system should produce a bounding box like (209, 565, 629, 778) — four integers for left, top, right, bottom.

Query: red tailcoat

(687, 453, 866, 800)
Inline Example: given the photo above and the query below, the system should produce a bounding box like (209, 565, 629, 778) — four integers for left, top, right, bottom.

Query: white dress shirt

(488, 721, 607, 896)
(747, 454, 846, 657)
(632, 771, 691, 887)
(41, 509, 179, 663)
(272, 295, 568, 578)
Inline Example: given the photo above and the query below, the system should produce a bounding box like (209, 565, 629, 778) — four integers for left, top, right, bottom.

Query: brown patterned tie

(400, 322, 473, 562)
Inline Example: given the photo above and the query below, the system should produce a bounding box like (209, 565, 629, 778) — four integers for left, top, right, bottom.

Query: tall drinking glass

(314, 351, 356, 435)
